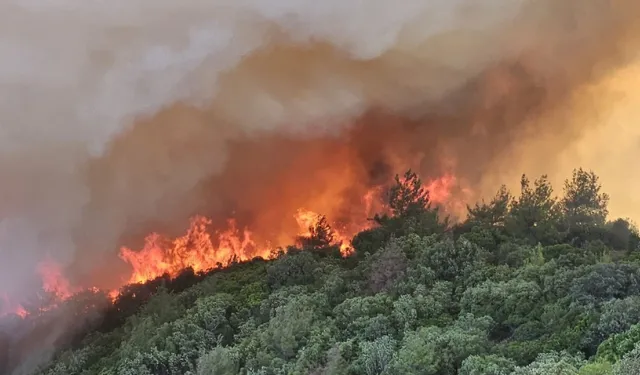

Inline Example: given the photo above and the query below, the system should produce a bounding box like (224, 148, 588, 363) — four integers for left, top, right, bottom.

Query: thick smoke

(1, 0, 639, 308)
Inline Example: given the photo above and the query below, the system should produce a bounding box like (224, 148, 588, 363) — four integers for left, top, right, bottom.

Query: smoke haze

(1, 0, 640, 308)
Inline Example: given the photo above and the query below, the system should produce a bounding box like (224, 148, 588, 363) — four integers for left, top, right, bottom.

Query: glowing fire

(294, 208, 358, 255)
(1, 172, 463, 318)
(426, 173, 456, 203)
(37, 260, 75, 300)
(1, 293, 27, 318)
(118, 217, 270, 285)
(15, 305, 27, 318)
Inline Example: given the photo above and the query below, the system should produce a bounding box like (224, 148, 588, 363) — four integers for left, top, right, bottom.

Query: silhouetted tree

(562, 168, 609, 229)
(298, 215, 336, 250)
(19, 166, 640, 375)
(372, 170, 444, 240)
(386, 169, 430, 218)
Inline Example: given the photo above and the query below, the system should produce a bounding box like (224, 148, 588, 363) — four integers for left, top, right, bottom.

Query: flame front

(294, 208, 359, 255)
(37, 260, 75, 300)
(118, 216, 270, 285)
(1, 173, 463, 318)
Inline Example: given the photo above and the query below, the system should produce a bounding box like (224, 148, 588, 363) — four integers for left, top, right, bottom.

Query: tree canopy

(5, 167, 640, 375)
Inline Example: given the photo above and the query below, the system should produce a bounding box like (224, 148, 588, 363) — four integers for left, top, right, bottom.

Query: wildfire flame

(1, 293, 27, 318)
(426, 173, 456, 203)
(294, 208, 359, 255)
(1, 173, 463, 318)
(118, 217, 270, 285)
(37, 260, 75, 300)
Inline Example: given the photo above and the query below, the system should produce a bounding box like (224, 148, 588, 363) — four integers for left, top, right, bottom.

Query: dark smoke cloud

(1, 0, 639, 312)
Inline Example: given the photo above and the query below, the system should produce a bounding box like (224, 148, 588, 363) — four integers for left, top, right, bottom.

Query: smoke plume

(1, 0, 639, 312)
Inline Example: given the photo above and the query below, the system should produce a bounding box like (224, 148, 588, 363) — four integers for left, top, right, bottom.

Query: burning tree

(297, 214, 338, 251)
(374, 169, 444, 233)
(350, 169, 446, 256)
(387, 169, 431, 218)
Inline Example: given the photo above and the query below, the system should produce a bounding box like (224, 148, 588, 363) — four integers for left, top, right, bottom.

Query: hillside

(6, 168, 640, 375)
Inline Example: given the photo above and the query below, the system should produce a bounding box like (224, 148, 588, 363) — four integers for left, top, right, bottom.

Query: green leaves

(196, 346, 240, 375)
(511, 351, 585, 375)
(460, 279, 542, 328)
(387, 315, 493, 375)
(459, 355, 516, 375)
(30, 167, 640, 375)
(562, 168, 610, 230)
(506, 174, 563, 246)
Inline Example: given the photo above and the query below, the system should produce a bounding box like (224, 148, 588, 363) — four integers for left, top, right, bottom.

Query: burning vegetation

(0, 170, 457, 319)
(1, 0, 640, 374)
(2, 167, 640, 375)
(0, 169, 460, 372)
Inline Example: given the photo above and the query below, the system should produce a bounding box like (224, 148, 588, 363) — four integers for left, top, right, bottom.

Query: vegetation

(6, 168, 640, 375)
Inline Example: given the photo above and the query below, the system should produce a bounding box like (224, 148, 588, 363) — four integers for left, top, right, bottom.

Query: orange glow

(1, 293, 27, 318)
(15, 305, 27, 318)
(2, 172, 463, 319)
(37, 260, 75, 300)
(118, 216, 271, 285)
(426, 173, 456, 204)
(294, 208, 359, 255)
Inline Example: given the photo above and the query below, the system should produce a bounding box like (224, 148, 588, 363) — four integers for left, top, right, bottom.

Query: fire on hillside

(0, 171, 464, 319)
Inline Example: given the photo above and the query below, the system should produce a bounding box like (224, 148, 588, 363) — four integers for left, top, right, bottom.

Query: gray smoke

(0, 0, 638, 305)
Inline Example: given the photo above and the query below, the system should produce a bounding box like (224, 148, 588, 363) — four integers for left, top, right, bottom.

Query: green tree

(569, 263, 640, 306)
(266, 251, 319, 289)
(368, 239, 409, 293)
(21, 166, 640, 375)
(460, 278, 542, 329)
(613, 343, 640, 375)
(584, 296, 640, 353)
(506, 174, 562, 245)
(419, 237, 489, 285)
(373, 170, 444, 239)
(607, 218, 640, 251)
(578, 361, 613, 375)
(358, 336, 396, 375)
(387, 315, 493, 375)
(596, 324, 640, 363)
(511, 351, 585, 375)
(197, 346, 240, 375)
(459, 355, 516, 375)
(562, 168, 609, 229)
(332, 294, 394, 340)
(467, 185, 512, 228)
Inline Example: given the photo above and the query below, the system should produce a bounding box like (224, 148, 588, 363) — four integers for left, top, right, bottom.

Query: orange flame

(118, 216, 272, 285)
(1, 293, 27, 318)
(426, 173, 457, 203)
(2, 172, 464, 319)
(37, 260, 75, 300)
(294, 208, 356, 255)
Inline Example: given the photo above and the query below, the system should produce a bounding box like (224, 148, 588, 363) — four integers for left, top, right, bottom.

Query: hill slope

(8, 168, 640, 375)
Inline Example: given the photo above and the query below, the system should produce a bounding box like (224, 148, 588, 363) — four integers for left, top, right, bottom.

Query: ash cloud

(1, 0, 639, 307)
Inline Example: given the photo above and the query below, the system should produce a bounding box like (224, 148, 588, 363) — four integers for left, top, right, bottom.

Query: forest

(5, 168, 640, 375)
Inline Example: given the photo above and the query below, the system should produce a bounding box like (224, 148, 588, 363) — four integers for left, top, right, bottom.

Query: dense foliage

(6, 168, 640, 375)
